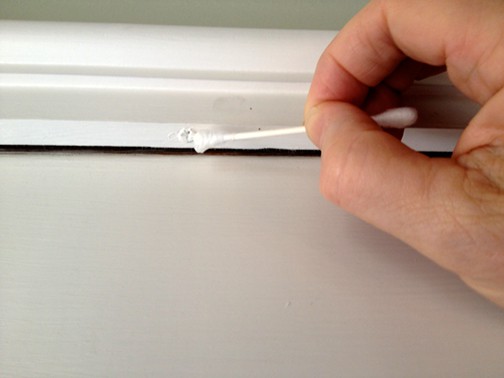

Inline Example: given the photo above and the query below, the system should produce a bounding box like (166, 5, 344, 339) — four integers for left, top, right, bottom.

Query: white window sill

(1, 21, 477, 152)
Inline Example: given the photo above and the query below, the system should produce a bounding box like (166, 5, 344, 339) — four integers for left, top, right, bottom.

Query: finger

(361, 61, 446, 140)
(383, 59, 446, 92)
(311, 101, 430, 219)
(305, 0, 504, 118)
(359, 60, 446, 115)
(362, 85, 403, 141)
(455, 88, 504, 156)
(305, 0, 443, 115)
(308, 101, 471, 270)
(304, 0, 504, 310)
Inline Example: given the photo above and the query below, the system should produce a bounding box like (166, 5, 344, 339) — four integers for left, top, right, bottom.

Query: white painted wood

(0, 119, 316, 150)
(1, 153, 503, 377)
(0, 21, 329, 81)
(0, 21, 480, 151)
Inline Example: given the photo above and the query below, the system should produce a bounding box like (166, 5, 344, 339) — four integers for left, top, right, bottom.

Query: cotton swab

(177, 107, 418, 153)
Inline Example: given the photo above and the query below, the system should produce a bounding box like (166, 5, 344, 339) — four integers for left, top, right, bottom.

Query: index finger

(304, 0, 476, 142)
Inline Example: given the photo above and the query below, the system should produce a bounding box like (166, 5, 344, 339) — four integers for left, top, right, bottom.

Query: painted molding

(0, 21, 477, 151)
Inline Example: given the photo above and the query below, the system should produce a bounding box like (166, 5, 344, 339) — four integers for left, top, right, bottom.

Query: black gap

(0, 145, 452, 158)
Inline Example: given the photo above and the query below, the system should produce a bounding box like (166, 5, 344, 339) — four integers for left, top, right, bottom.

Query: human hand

(304, 0, 504, 308)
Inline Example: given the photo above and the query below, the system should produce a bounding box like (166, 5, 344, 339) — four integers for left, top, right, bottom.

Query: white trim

(0, 21, 330, 81)
(0, 21, 478, 151)
(0, 119, 317, 150)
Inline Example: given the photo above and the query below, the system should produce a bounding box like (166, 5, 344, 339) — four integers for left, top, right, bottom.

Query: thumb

(305, 101, 465, 259)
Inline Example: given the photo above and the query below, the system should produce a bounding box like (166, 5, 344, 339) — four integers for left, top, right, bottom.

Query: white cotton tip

(176, 128, 226, 153)
(371, 107, 418, 128)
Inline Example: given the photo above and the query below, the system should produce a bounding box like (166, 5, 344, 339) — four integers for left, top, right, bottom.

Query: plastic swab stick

(177, 107, 418, 153)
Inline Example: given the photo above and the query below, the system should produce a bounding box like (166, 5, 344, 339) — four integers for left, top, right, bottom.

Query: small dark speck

(258, 128, 262, 131)
(249, 107, 253, 110)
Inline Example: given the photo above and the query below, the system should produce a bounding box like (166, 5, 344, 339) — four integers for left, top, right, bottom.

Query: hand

(304, 0, 504, 308)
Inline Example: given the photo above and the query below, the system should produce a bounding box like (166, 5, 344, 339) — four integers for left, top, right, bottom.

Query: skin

(304, 0, 504, 308)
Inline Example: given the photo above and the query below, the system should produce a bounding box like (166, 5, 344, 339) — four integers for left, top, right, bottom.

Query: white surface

(0, 21, 327, 130)
(0, 119, 464, 152)
(0, 21, 480, 151)
(0, 21, 328, 81)
(1, 153, 503, 377)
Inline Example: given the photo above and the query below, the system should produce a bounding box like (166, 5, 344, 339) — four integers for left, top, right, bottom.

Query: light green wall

(0, 0, 368, 30)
